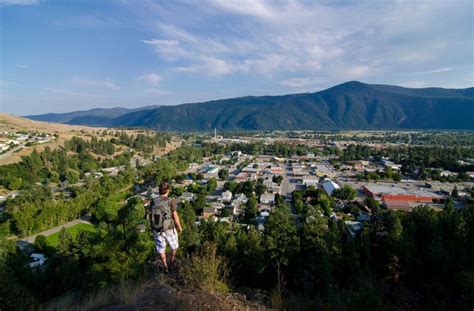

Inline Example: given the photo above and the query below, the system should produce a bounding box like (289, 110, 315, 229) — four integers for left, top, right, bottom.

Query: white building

(210, 202, 225, 210)
(29, 253, 47, 268)
(180, 192, 195, 202)
(221, 190, 232, 202)
(233, 193, 248, 204)
(322, 180, 340, 195)
(207, 166, 219, 174)
(302, 176, 319, 188)
(260, 192, 275, 205)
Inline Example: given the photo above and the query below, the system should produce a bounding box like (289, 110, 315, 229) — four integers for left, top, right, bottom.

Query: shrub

(179, 242, 229, 293)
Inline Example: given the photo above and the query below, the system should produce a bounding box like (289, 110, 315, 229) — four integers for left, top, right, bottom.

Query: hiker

(148, 182, 183, 272)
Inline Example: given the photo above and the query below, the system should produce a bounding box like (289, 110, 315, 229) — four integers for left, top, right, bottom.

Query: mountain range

(25, 105, 160, 127)
(25, 81, 474, 131)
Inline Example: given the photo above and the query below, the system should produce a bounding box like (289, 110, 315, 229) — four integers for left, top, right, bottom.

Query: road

(19, 216, 92, 244)
(0, 145, 23, 163)
(280, 163, 296, 201)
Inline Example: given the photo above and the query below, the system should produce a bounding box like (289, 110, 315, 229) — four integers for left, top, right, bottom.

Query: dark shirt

(169, 198, 177, 212)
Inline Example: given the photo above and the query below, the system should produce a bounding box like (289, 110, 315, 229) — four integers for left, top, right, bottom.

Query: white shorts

(154, 228, 179, 254)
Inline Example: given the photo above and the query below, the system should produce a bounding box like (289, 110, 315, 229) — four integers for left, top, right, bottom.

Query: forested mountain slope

(25, 106, 160, 127)
(27, 82, 474, 130)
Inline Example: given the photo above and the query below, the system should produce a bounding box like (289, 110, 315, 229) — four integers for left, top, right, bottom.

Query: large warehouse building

(362, 184, 437, 202)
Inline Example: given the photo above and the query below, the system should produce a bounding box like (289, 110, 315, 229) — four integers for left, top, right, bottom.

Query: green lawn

(45, 223, 96, 247)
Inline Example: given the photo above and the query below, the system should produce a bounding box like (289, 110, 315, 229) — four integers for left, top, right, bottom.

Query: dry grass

(40, 279, 150, 311)
(178, 242, 230, 294)
(0, 113, 180, 165)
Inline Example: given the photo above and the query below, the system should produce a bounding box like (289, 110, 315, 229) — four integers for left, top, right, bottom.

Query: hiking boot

(169, 261, 177, 271)
(170, 258, 182, 271)
(161, 265, 169, 274)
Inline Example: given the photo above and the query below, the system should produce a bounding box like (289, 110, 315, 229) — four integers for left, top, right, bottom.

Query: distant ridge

(25, 82, 474, 130)
(25, 105, 160, 127)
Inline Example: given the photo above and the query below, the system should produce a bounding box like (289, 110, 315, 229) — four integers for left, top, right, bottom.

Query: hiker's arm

(172, 211, 183, 233)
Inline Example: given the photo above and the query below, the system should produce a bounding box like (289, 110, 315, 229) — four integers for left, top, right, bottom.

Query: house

(221, 190, 233, 202)
(29, 253, 47, 268)
(235, 172, 247, 182)
(302, 176, 319, 188)
(101, 166, 125, 176)
(381, 159, 401, 171)
(263, 179, 280, 193)
(357, 212, 371, 222)
(440, 170, 454, 177)
(242, 166, 260, 174)
(322, 180, 340, 195)
(314, 164, 337, 178)
(229, 193, 248, 216)
(207, 166, 219, 174)
(256, 214, 269, 230)
(344, 221, 363, 239)
(84, 171, 103, 179)
(202, 207, 217, 219)
(235, 172, 257, 182)
(270, 166, 284, 174)
(234, 193, 248, 204)
(179, 192, 195, 202)
(260, 192, 275, 205)
(210, 202, 225, 210)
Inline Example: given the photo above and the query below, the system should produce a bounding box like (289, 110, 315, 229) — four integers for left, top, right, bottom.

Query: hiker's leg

(155, 234, 168, 268)
(170, 248, 177, 264)
(159, 252, 167, 268)
(164, 229, 179, 264)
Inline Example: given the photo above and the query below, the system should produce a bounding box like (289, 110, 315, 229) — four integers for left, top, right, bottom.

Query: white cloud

(137, 0, 472, 84)
(72, 78, 119, 90)
(137, 73, 162, 86)
(411, 67, 454, 75)
(280, 77, 328, 91)
(208, 0, 275, 19)
(142, 39, 185, 61)
(14, 64, 29, 68)
(173, 57, 244, 76)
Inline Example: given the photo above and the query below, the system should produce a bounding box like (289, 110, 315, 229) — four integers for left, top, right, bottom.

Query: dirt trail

(106, 281, 268, 311)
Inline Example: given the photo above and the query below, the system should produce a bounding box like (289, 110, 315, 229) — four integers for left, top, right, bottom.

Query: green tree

(451, 186, 459, 198)
(245, 196, 258, 221)
(265, 204, 300, 266)
(218, 169, 229, 180)
(332, 185, 356, 201)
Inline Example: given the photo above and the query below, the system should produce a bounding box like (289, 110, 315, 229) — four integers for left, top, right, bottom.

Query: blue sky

(0, 0, 473, 115)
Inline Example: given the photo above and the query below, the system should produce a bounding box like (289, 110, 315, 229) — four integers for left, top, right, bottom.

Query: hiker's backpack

(149, 198, 174, 232)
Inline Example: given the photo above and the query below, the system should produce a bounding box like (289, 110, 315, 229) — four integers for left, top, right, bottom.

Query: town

(0, 128, 473, 310)
(134, 131, 473, 237)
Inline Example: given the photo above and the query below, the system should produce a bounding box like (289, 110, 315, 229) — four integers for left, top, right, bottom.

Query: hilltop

(26, 81, 474, 131)
(0, 112, 105, 133)
(0, 113, 105, 165)
(0, 113, 179, 165)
